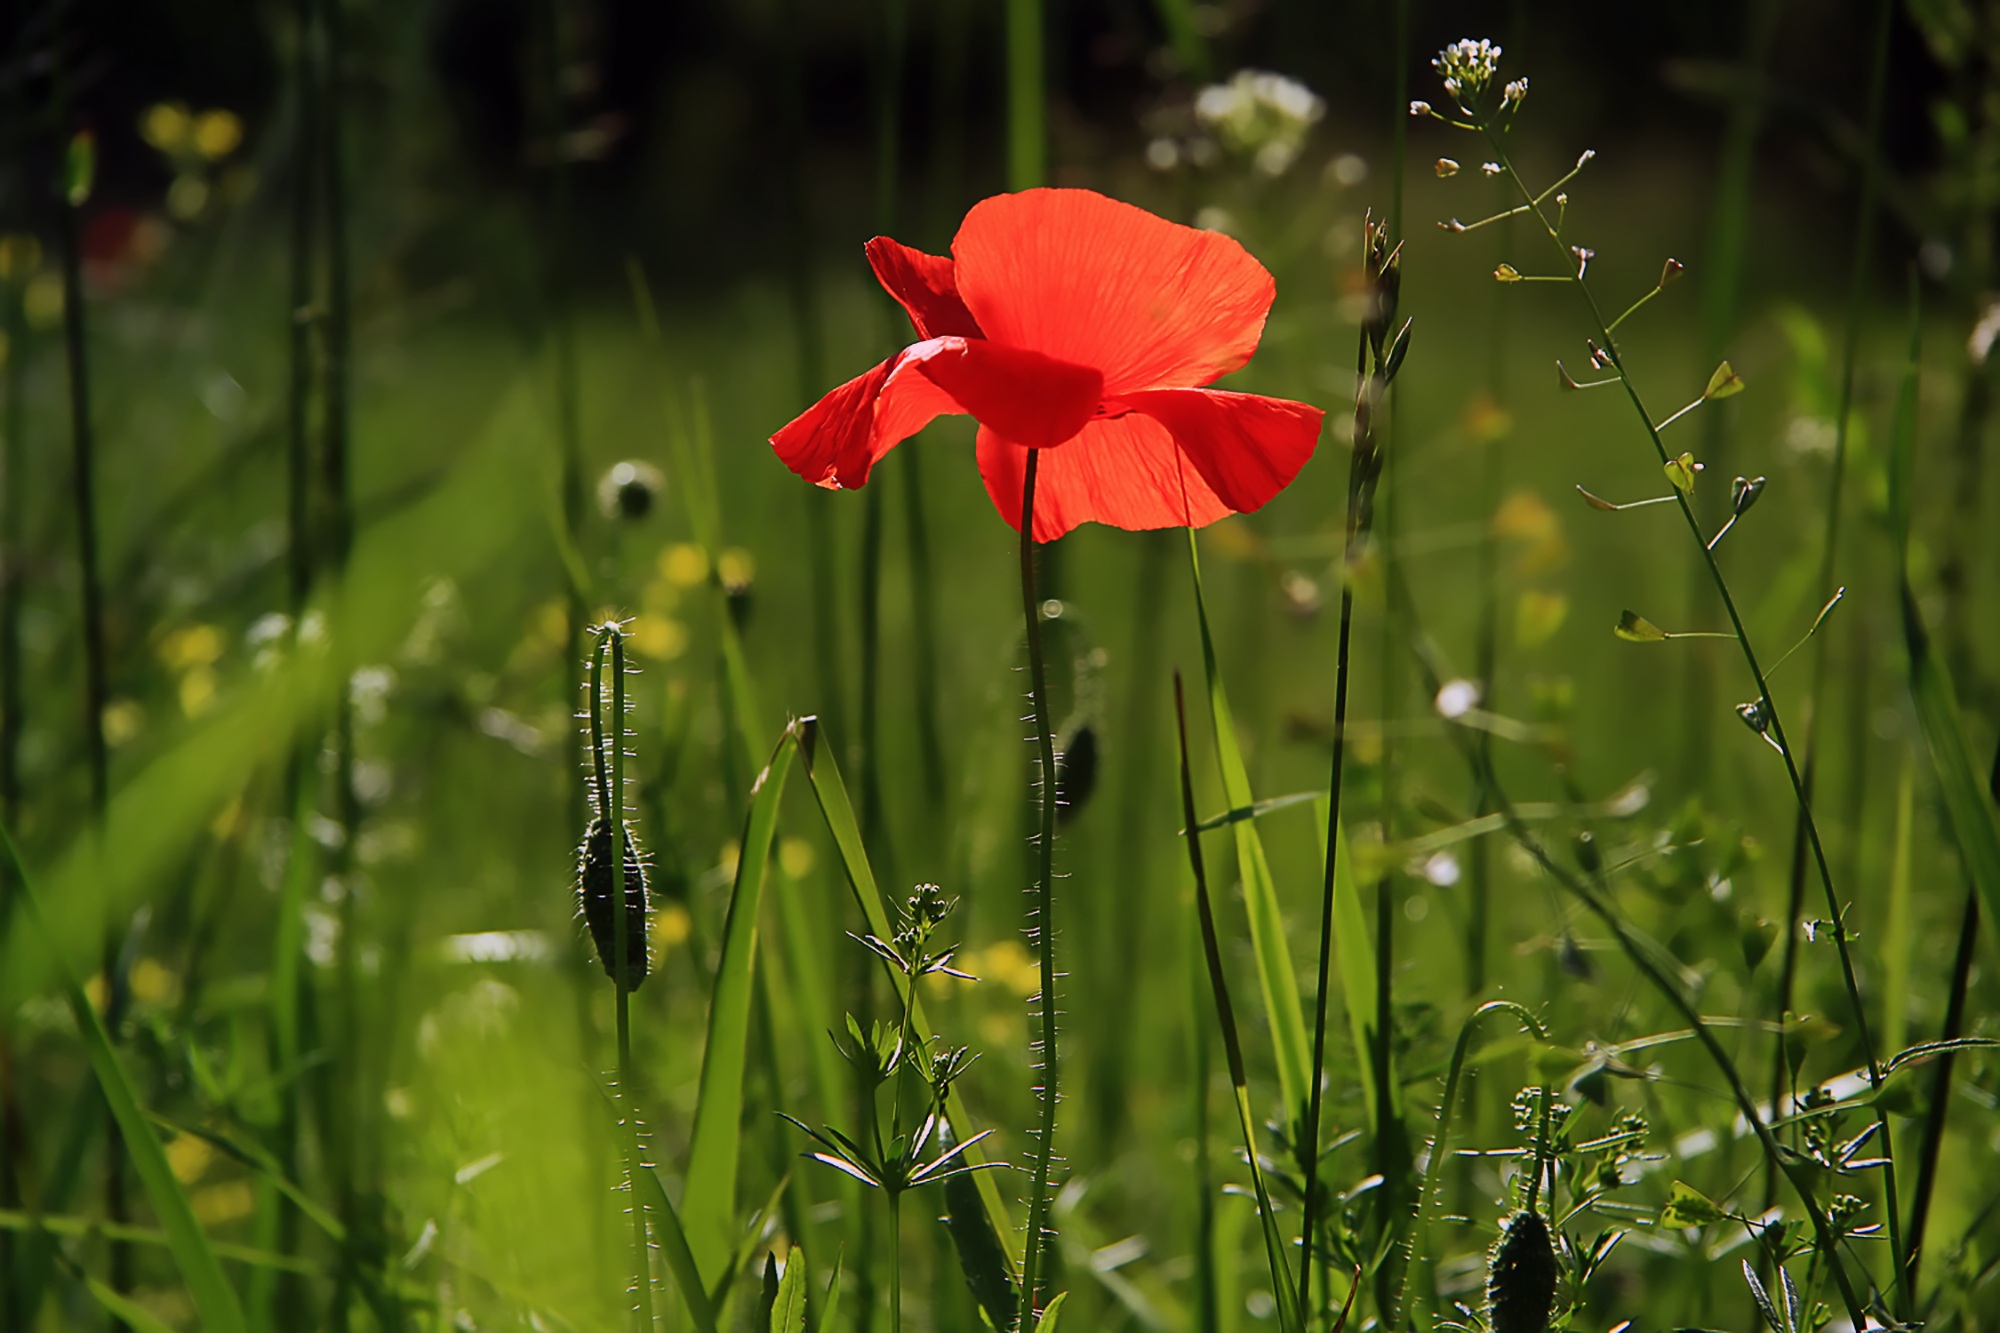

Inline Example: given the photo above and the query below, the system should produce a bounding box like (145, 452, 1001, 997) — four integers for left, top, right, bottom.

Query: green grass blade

(792, 725, 1021, 1269)
(636, 1164, 721, 1333)
(0, 826, 246, 1333)
(818, 1249, 844, 1332)
(0, 1211, 321, 1275)
(1887, 289, 2000, 956)
(1883, 758, 1916, 1056)
(683, 722, 802, 1282)
(73, 1267, 180, 1333)
(1185, 534, 1312, 1124)
(1175, 674, 1302, 1333)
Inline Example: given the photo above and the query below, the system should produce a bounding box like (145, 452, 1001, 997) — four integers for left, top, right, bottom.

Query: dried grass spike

(1487, 1208, 1558, 1333)
(576, 815, 650, 989)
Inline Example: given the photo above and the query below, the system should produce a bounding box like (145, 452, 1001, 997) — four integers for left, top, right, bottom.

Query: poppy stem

(1017, 448, 1061, 1328)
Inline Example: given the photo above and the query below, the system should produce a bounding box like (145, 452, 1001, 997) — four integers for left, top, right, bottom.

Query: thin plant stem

(888, 1189, 903, 1331)
(1016, 450, 1061, 1328)
(1768, 0, 1896, 1268)
(53, 58, 125, 1300)
(1479, 128, 1893, 1175)
(1905, 879, 1980, 1301)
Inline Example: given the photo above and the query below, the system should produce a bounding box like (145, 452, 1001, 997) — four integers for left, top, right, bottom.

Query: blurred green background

(2, 1, 1997, 1330)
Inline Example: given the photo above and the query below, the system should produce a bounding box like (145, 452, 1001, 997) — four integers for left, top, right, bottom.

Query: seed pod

(576, 816, 650, 989)
(1054, 723, 1098, 824)
(1487, 1209, 1558, 1333)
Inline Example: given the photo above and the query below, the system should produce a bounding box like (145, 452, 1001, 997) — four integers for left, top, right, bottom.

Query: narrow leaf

(1035, 1291, 1071, 1331)
(636, 1164, 721, 1333)
(770, 1247, 810, 1333)
(683, 725, 801, 1282)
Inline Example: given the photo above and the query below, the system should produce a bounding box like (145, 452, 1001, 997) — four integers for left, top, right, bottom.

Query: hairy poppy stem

(1017, 449, 1061, 1328)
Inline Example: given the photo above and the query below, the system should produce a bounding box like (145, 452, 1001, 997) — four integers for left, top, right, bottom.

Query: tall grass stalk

(1005, 0, 1045, 191)
(589, 627, 656, 1332)
(1016, 451, 1062, 1328)
(1300, 214, 1403, 1319)
(1769, 0, 1895, 1200)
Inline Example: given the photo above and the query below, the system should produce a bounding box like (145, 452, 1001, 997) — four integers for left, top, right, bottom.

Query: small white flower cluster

(1192, 68, 1326, 176)
(1433, 38, 1502, 102)
(1503, 77, 1529, 105)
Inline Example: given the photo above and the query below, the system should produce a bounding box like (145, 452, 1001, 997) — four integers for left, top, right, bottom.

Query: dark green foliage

(575, 815, 649, 989)
(1486, 1210, 1557, 1333)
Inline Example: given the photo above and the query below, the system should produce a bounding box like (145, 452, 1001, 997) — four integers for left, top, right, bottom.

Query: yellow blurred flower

(101, 699, 145, 747)
(192, 109, 244, 160)
(166, 1131, 213, 1184)
(180, 667, 218, 718)
(191, 1179, 255, 1226)
(629, 612, 686, 662)
(717, 547, 756, 589)
(160, 623, 225, 670)
(778, 837, 815, 879)
(130, 958, 179, 1006)
(651, 903, 691, 953)
(140, 102, 192, 154)
(660, 543, 708, 587)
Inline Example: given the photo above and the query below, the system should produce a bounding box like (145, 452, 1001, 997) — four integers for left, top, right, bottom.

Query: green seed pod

(576, 816, 650, 989)
(1487, 1209, 1558, 1333)
(1054, 723, 1098, 824)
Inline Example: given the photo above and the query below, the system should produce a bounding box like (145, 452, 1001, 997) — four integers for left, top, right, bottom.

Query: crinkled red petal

(974, 417, 1236, 541)
(916, 341, 1103, 450)
(866, 237, 984, 340)
(951, 189, 1276, 396)
(1114, 387, 1325, 513)
(768, 340, 968, 490)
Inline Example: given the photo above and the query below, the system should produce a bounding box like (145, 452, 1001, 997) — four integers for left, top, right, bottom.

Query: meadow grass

(2, 10, 1999, 1333)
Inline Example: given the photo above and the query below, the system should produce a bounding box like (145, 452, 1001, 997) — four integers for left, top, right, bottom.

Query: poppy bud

(1054, 723, 1099, 823)
(1487, 1208, 1558, 1333)
(576, 816, 650, 989)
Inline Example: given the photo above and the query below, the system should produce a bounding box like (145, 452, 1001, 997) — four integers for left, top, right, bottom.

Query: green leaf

(683, 724, 802, 1282)
(770, 1247, 810, 1333)
(0, 827, 246, 1333)
(1703, 360, 1746, 399)
(819, 1249, 845, 1333)
(1663, 1180, 1730, 1228)
(1615, 610, 1669, 642)
(1034, 1291, 1070, 1332)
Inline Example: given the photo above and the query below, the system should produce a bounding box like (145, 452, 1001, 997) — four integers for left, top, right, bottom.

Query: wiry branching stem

(1017, 451, 1061, 1329)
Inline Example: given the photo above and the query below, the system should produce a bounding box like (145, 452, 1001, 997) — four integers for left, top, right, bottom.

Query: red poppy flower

(770, 189, 1325, 541)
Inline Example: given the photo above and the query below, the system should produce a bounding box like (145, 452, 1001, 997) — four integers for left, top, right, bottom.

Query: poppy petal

(951, 189, 1276, 396)
(916, 341, 1103, 450)
(974, 418, 1237, 542)
(1114, 388, 1325, 513)
(866, 237, 984, 340)
(770, 339, 969, 490)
